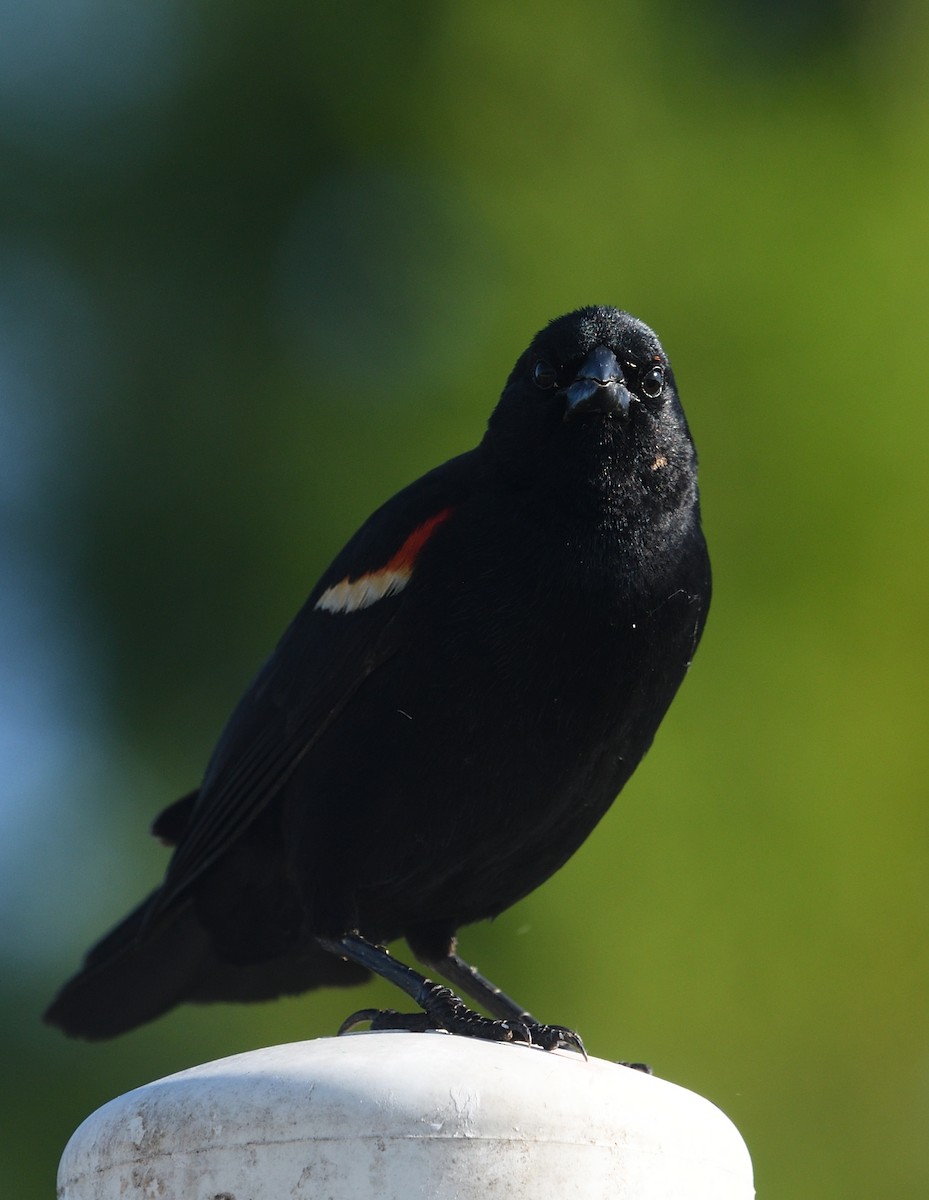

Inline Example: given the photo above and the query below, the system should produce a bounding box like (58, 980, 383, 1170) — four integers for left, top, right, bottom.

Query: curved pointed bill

(563, 345, 631, 419)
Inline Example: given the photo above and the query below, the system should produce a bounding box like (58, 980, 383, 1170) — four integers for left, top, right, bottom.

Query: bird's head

(483, 306, 698, 515)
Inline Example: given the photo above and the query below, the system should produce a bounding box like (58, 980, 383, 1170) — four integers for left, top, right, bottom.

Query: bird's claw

(337, 985, 585, 1057)
(618, 1060, 653, 1074)
(338, 1008, 433, 1035)
(529, 1023, 588, 1057)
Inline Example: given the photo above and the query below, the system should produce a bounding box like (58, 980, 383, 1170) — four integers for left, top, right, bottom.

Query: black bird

(45, 306, 711, 1052)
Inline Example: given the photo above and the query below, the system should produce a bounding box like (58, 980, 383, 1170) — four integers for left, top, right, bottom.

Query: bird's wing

(147, 450, 478, 921)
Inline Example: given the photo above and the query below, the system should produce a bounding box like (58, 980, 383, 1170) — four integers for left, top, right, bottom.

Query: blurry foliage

(2, 1, 928, 1197)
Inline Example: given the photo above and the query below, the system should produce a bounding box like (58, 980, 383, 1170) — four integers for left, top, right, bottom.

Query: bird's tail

(43, 891, 212, 1040)
(44, 889, 372, 1040)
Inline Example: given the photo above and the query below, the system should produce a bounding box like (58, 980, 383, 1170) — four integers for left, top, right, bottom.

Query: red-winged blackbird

(45, 306, 711, 1052)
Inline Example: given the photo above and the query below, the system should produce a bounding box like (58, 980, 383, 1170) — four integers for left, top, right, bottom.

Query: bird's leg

(437, 950, 653, 1071)
(319, 933, 584, 1054)
(321, 933, 523, 1044)
(433, 950, 645, 1069)
(422, 946, 585, 1056)
(427, 950, 535, 1022)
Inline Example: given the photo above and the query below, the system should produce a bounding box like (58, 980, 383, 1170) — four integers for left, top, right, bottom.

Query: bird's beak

(563, 346, 631, 419)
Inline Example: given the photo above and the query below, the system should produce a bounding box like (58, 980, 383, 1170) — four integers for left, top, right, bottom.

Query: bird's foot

(338, 984, 586, 1056)
(422, 983, 586, 1055)
(339, 1008, 433, 1035)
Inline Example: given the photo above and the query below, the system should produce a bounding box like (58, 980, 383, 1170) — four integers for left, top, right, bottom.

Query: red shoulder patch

(316, 507, 453, 614)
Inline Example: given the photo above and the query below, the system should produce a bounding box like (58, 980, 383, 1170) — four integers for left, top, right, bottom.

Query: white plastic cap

(58, 1031, 753, 1198)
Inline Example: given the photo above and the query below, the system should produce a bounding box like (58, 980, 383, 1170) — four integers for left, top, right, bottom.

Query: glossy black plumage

(45, 306, 711, 1046)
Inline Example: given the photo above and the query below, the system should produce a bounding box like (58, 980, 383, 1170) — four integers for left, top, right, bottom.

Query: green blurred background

(3, 1, 928, 1195)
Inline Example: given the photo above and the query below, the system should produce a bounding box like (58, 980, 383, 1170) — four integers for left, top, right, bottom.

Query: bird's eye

(640, 364, 665, 400)
(532, 360, 557, 390)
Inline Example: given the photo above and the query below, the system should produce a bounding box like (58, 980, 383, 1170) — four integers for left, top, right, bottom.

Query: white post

(57, 1032, 753, 1198)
